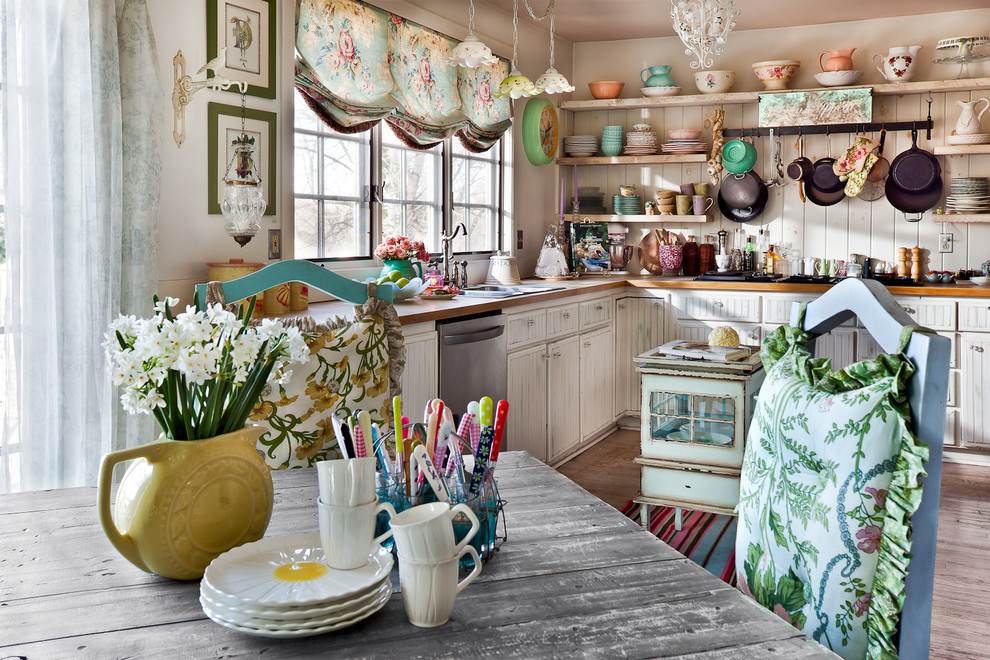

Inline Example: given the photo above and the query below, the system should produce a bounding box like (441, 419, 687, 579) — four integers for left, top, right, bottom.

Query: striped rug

(621, 500, 737, 586)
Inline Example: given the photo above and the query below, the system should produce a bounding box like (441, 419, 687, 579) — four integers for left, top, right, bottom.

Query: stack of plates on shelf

(613, 194, 643, 215)
(564, 135, 599, 157)
(947, 133, 990, 145)
(199, 534, 393, 638)
(661, 138, 708, 154)
(569, 186, 608, 213)
(624, 130, 659, 155)
(946, 177, 990, 214)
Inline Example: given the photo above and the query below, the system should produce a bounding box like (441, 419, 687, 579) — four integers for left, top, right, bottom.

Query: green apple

(395, 277, 409, 288)
(376, 276, 389, 285)
(389, 270, 405, 283)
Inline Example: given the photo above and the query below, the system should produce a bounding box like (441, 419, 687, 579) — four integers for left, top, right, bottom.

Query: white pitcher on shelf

(873, 46, 922, 82)
(955, 98, 990, 135)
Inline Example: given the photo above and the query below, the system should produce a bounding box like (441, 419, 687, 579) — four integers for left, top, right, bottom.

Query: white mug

(318, 498, 396, 570)
(804, 256, 819, 277)
(316, 457, 377, 507)
(389, 501, 480, 562)
(399, 545, 481, 627)
(790, 257, 803, 275)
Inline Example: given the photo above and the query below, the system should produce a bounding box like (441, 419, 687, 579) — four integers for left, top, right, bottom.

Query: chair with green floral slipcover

(735, 278, 949, 660)
(194, 260, 405, 469)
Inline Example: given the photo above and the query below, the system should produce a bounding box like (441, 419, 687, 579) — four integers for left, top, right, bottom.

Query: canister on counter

(263, 282, 291, 315)
(698, 235, 715, 274)
(682, 236, 700, 276)
(207, 259, 265, 314)
(290, 282, 309, 311)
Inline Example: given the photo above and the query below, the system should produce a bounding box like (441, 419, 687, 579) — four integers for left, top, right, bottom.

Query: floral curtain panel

(295, 0, 511, 152)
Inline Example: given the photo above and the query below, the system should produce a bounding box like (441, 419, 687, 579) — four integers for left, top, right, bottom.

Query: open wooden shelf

(938, 213, 990, 223)
(557, 154, 708, 165)
(933, 144, 990, 155)
(558, 77, 990, 113)
(578, 214, 711, 223)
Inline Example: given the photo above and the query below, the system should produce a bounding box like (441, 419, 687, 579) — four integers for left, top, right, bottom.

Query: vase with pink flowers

(376, 235, 429, 280)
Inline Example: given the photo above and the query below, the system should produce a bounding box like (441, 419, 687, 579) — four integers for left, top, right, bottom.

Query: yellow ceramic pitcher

(98, 425, 273, 580)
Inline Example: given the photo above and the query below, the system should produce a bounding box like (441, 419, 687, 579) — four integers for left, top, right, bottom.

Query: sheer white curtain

(1, 0, 160, 493)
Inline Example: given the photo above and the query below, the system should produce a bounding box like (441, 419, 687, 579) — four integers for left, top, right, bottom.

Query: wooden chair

(194, 259, 392, 310)
(791, 277, 950, 658)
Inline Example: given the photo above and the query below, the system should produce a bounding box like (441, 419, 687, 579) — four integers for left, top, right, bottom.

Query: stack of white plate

(564, 135, 599, 157)
(624, 131, 658, 155)
(947, 177, 990, 214)
(199, 534, 394, 638)
(947, 133, 990, 145)
(661, 138, 708, 154)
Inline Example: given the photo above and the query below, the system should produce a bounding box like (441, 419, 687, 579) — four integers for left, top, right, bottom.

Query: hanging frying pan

(718, 181, 769, 222)
(810, 130, 844, 194)
(889, 127, 941, 193)
(805, 180, 846, 206)
(885, 176, 943, 220)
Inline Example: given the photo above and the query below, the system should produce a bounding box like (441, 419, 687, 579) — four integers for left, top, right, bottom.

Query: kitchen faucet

(440, 223, 467, 285)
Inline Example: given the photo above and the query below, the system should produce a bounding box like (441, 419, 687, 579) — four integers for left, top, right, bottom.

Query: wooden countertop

(297, 276, 990, 327)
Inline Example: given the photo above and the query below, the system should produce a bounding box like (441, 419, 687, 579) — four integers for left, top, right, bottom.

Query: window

(292, 89, 504, 260)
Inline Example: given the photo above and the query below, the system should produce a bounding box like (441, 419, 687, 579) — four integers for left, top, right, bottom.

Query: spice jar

(682, 235, 700, 276)
(699, 235, 716, 274)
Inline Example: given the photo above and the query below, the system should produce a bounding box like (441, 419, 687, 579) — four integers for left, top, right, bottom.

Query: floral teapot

(956, 98, 990, 135)
(873, 46, 922, 82)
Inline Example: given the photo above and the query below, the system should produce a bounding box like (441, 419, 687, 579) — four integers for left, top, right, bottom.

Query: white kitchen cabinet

(548, 336, 581, 461)
(399, 322, 438, 424)
(506, 343, 549, 461)
(811, 327, 856, 370)
(505, 308, 546, 349)
(546, 303, 579, 339)
(614, 295, 666, 418)
(580, 325, 615, 443)
(960, 333, 990, 447)
(579, 298, 612, 330)
(671, 292, 761, 323)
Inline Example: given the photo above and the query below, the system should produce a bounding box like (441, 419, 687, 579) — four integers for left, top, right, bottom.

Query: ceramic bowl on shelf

(640, 86, 680, 97)
(814, 70, 864, 87)
(694, 70, 734, 94)
(668, 129, 703, 140)
(752, 60, 801, 90)
(588, 80, 624, 99)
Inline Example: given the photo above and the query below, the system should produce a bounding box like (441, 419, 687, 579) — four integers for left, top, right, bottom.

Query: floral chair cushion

(250, 315, 392, 469)
(735, 318, 929, 660)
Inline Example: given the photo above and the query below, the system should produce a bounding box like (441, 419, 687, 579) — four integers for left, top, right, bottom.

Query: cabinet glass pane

(650, 415, 688, 442)
(650, 392, 690, 417)
(693, 395, 734, 422)
(690, 419, 735, 446)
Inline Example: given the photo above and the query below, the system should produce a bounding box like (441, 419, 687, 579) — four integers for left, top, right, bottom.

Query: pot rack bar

(722, 120, 933, 139)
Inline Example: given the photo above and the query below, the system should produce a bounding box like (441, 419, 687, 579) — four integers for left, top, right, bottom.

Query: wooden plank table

(0, 452, 837, 658)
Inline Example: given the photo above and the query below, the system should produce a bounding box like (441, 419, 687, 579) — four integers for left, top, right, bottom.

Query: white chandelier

(670, 0, 741, 70)
(449, 0, 498, 68)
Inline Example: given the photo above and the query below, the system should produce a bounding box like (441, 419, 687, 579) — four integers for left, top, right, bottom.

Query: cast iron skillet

(885, 176, 943, 218)
(810, 132, 843, 194)
(719, 171, 764, 208)
(718, 182, 769, 222)
(805, 180, 846, 206)
(889, 128, 941, 193)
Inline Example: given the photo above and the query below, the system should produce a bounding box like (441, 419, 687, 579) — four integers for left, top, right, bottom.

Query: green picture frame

(208, 102, 277, 216)
(207, 0, 276, 99)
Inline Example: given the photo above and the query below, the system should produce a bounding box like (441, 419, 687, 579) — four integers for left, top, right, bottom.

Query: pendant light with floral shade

(449, 0, 499, 67)
(494, 0, 540, 99)
(533, 0, 573, 93)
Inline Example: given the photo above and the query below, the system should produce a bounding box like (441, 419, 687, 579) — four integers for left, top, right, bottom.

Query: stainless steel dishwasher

(437, 311, 506, 423)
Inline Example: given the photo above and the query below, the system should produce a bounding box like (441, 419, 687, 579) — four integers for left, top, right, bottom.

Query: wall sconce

(172, 48, 247, 148)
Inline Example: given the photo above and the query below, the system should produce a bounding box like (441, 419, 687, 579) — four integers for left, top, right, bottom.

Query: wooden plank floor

(558, 428, 990, 660)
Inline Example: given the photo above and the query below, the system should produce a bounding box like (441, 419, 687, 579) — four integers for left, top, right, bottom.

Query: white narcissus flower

(153, 297, 180, 316)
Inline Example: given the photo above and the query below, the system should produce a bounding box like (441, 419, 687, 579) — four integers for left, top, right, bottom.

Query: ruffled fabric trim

(760, 320, 930, 660)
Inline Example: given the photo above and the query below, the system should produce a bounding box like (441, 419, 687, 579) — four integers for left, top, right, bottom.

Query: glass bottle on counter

(682, 235, 700, 276)
(743, 236, 756, 272)
(765, 244, 778, 276)
(699, 235, 715, 274)
(730, 228, 744, 271)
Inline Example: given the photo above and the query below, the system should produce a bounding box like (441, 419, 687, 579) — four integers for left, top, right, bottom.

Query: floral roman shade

(295, 0, 511, 152)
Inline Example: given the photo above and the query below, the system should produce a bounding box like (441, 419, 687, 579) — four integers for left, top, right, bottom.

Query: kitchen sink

(459, 284, 565, 298)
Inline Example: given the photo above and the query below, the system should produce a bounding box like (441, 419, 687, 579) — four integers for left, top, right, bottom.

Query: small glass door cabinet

(634, 350, 764, 528)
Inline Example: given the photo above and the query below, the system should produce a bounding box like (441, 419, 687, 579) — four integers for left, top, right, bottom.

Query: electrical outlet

(268, 229, 281, 259)
(516, 229, 524, 250)
(939, 232, 953, 253)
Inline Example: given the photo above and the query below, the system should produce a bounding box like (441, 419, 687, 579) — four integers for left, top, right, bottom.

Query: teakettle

(641, 65, 675, 87)
(873, 46, 922, 82)
(955, 98, 990, 135)
(819, 48, 857, 72)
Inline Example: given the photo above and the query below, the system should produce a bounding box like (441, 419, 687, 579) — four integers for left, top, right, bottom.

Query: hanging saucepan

(718, 178, 769, 222)
(787, 131, 814, 182)
(885, 176, 943, 221)
(858, 128, 889, 202)
(810, 130, 844, 195)
(888, 127, 941, 193)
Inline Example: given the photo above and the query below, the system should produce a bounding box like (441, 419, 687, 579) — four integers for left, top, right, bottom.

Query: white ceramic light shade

(494, 69, 540, 99)
(448, 35, 498, 68)
(535, 67, 575, 94)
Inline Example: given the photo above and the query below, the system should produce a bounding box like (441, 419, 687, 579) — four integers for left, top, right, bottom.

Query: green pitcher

(641, 65, 675, 87)
(379, 259, 423, 281)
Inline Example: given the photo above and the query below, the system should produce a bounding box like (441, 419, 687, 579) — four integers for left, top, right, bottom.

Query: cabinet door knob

(563, 312, 571, 319)
(713, 301, 724, 308)
(527, 318, 535, 327)
(974, 345, 984, 353)
(617, 303, 626, 310)
(552, 351, 561, 358)
(595, 304, 603, 311)
(902, 306, 916, 314)
(542, 352, 550, 360)
(584, 341, 592, 348)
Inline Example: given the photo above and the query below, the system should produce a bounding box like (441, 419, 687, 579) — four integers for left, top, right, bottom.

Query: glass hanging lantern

(220, 95, 266, 246)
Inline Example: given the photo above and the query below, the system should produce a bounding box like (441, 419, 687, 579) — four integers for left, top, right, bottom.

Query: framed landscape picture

(207, 0, 276, 99)
(208, 103, 276, 216)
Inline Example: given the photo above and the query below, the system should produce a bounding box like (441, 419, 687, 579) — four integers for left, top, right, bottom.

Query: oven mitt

(833, 136, 880, 180)
(844, 153, 877, 197)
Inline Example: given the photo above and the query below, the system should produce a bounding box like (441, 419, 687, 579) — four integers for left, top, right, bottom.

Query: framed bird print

(207, 0, 276, 99)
